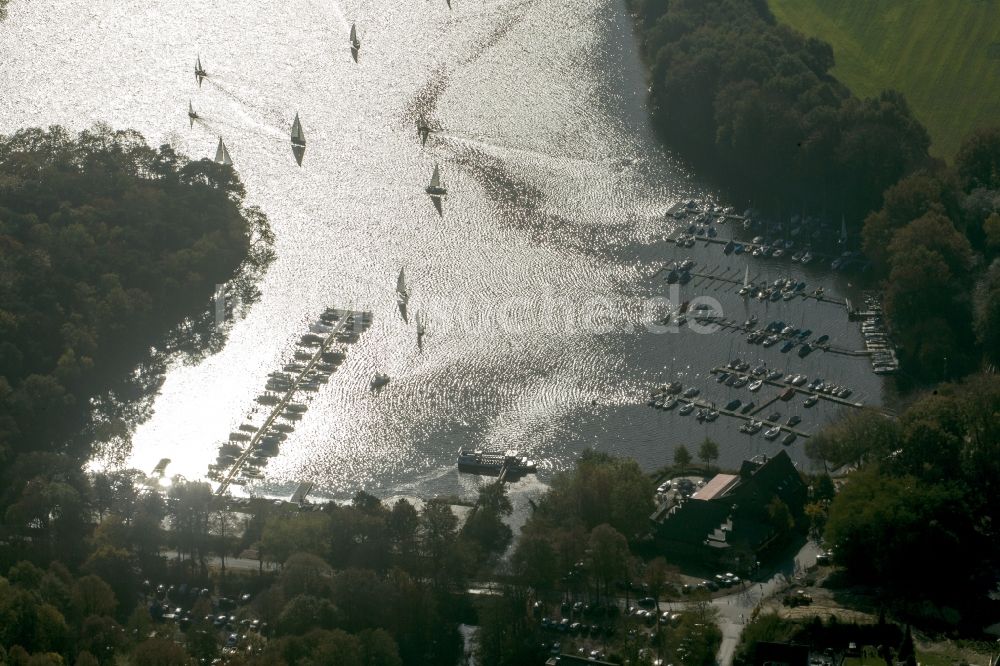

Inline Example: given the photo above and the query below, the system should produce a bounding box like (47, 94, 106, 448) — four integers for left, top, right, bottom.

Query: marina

(210, 308, 373, 495)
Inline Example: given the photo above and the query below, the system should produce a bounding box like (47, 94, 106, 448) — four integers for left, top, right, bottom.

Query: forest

(863, 127, 1000, 379)
(805, 373, 1000, 626)
(0, 125, 273, 465)
(629, 0, 933, 228)
(0, 463, 514, 665)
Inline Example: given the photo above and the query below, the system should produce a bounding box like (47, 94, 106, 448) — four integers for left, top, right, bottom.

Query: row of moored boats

(207, 309, 372, 485)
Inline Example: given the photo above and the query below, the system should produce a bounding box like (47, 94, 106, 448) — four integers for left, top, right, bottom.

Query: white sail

(350, 24, 359, 47)
(291, 113, 305, 144)
(743, 265, 750, 288)
(396, 267, 408, 302)
(215, 137, 232, 166)
(196, 55, 202, 71)
(429, 165, 440, 188)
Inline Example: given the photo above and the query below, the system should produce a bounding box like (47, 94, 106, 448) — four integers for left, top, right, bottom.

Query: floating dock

(214, 309, 371, 495)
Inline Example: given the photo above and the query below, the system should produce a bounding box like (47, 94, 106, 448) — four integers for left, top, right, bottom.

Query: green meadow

(768, 0, 1000, 159)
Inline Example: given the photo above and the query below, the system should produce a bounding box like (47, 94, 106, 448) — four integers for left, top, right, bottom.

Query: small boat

(416, 312, 427, 351)
(748, 379, 763, 392)
(741, 402, 755, 414)
(214, 136, 233, 166)
(350, 23, 361, 57)
(705, 410, 719, 422)
(665, 381, 683, 394)
(662, 396, 678, 410)
(371, 373, 390, 391)
(763, 427, 781, 441)
(781, 432, 797, 446)
(724, 240, 735, 254)
(716, 372, 730, 383)
(801, 252, 813, 264)
(417, 120, 432, 146)
(679, 402, 695, 415)
(286, 403, 308, 413)
(426, 164, 447, 214)
(779, 387, 795, 401)
(767, 411, 781, 422)
(780, 340, 795, 353)
(814, 334, 829, 345)
(188, 101, 198, 128)
(396, 267, 410, 323)
(797, 343, 813, 358)
(682, 387, 699, 398)
(786, 415, 801, 427)
(766, 370, 782, 381)
(804, 394, 819, 407)
(290, 112, 306, 147)
(194, 55, 207, 86)
(725, 399, 742, 411)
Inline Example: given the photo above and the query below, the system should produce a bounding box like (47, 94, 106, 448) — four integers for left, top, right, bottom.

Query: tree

(697, 438, 719, 470)
(358, 628, 402, 666)
(260, 512, 330, 566)
(587, 524, 629, 602)
(277, 595, 342, 636)
(674, 444, 692, 468)
(954, 126, 1000, 191)
(71, 575, 117, 620)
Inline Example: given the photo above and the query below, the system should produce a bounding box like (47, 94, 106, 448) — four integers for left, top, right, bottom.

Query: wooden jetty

(708, 367, 865, 409)
(650, 395, 812, 438)
(215, 309, 370, 495)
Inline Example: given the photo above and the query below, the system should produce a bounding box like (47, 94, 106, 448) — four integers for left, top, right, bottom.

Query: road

(711, 541, 821, 666)
(162, 551, 279, 573)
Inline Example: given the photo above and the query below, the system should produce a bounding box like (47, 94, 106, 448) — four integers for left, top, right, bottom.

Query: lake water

(0, 0, 886, 502)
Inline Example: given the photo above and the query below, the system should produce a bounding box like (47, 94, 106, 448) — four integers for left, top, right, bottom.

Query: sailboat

(417, 120, 431, 147)
(290, 112, 306, 166)
(195, 55, 207, 87)
(396, 268, 409, 323)
(350, 24, 361, 61)
(214, 137, 233, 166)
(426, 164, 447, 215)
(290, 113, 306, 147)
(416, 312, 427, 351)
(188, 101, 198, 128)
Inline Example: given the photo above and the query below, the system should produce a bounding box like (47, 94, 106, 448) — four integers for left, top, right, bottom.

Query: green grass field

(768, 0, 1000, 159)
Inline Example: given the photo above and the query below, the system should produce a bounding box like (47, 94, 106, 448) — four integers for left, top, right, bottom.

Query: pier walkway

(215, 309, 369, 495)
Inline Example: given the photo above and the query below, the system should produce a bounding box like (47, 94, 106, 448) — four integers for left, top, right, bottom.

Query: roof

(692, 473, 739, 500)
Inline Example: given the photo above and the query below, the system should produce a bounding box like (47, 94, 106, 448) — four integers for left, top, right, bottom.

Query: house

(653, 451, 807, 570)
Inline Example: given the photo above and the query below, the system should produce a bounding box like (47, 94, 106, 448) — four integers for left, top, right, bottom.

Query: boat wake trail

(399, 66, 449, 130)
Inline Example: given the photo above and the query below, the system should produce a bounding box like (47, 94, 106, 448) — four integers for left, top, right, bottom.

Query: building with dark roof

(653, 451, 807, 571)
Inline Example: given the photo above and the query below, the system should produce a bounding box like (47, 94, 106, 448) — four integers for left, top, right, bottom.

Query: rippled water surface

(0, 0, 885, 500)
